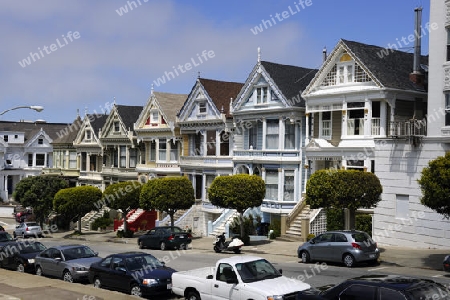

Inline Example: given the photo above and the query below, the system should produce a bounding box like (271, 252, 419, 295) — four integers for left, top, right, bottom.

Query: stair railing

(286, 196, 307, 228)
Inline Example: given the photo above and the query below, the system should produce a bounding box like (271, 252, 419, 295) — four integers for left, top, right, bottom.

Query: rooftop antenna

(151, 84, 154, 95)
(257, 47, 261, 62)
(198, 71, 201, 78)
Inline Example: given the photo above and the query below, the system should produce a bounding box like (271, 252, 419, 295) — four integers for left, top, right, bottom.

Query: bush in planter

(91, 216, 112, 231)
(268, 219, 281, 239)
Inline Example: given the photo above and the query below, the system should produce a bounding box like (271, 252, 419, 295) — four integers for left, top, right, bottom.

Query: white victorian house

(231, 53, 317, 230)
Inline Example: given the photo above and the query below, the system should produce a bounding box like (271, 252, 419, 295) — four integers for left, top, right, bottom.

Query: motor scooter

(213, 233, 244, 254)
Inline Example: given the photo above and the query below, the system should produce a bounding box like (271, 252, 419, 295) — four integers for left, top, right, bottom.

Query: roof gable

(233, 60, 317, 112)
(303, 39, 428, 95)
(135, 91, 187, 130)
(74, 114, 107, 145)
(101, 105, 142, 138)
(25, 128, 52, 147)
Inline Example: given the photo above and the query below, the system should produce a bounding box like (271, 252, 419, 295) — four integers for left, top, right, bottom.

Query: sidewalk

(48, 230, 450, 271)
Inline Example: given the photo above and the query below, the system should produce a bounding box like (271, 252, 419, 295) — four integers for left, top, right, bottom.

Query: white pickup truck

(172, 255, 311, 300)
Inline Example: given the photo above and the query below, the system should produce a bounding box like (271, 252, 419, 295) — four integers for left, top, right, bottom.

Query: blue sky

(0, 0, 430, 123)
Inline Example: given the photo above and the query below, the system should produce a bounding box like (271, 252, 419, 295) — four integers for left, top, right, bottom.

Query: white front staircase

(211, 210, 240, 237)
(77, 207, 109, 231)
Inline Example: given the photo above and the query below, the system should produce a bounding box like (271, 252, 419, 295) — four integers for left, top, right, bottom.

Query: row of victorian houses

(1, 2, 449, 248)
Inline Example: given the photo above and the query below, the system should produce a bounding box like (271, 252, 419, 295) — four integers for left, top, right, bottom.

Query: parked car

(13, 222, 43, 238)
(35, 244, 102, 282)
(0, 232, 15, 244)
(0, 241, 46, 272)
(88, 251, 176, 298)
(443, 255, 450, 271)
(297, 230, 379, 267)
(296, 275, 450, 299)
(137, 226, 192, 250)
(0, 225, 4, 231)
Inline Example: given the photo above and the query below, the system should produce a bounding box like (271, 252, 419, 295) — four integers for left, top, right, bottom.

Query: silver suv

(297, 230, 379, 267)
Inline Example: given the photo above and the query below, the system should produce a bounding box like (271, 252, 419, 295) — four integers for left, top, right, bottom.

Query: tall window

(220, 131, 230, 156)
(85, 130, 91, 141)
(265, 169, 278, 200)
(114, 121, 120, 132)
(347, 102, 365, 135)
(372, 101, 381, 135)
(3, 135, 7, 142)
(248, 126, 258, 149)
(321, 111, 331, 139)
(69, 152, 77, 169)
(284, 171, 295, 201)
(206, 131, 216, 156)
(129, 148, 137, 168)
(284, 122, 295, 149)
(150, 111, 158, 123)
(36, 154, 45, 166)
(170, 141, 178, 161)
(266, 120, 279, 149)
(446, 93, 450, 126)
(205, 175, 215, 200)
(447, 29, 450, 61)
(119, 146, 126, 168)
(28, 154, 33, 166)
(256, 87, 268, 104)
(337, 64, 353, 84)
(193, 133, 202, 156)
(159, 139, 167, 161)
(113, 149, 118, 167)
(149, 141, 156, 161)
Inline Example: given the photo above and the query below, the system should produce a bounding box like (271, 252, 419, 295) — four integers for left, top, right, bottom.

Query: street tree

(102, 181, 142, 232)
(13, 175, 69, 227)
(208, 174, 265, 240)
(306, 169, 382, 230)
(418, 152, 450, 218)
(140, 176, 195, 227)
(53, 186, 102, 232)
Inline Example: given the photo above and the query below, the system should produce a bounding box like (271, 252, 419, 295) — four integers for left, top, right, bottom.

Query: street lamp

(0, 105, 44, 116)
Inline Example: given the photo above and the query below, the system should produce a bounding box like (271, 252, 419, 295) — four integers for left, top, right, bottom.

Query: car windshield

(62, 246, 96, 260)
(126, 254, 164, 271)
(171, 227, 183, 233)
(236, 259, 281, 283)
(0, 233, 13, 242)
(406, 283, 450, 299)
(19, 242, 46, 254)
(25, 223, 39, 227)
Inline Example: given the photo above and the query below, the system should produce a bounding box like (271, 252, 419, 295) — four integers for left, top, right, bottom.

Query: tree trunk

(77, 215, 82, 232)
(170, 211, 175, 227)
(123, 214, 128, 232)
(239, 212, 244, 239)
(344, 208, 356, 230)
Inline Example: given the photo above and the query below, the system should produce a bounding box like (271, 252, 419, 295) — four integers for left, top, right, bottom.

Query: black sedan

(137, 226, 192, 250)
(0, 232, 15, 245)
(296, 275, 450, 300)
(0, 241, 46, 272)
(88, 251, 176, 298)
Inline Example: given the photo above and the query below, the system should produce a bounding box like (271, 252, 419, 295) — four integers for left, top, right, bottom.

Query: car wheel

(16, 262, 25, 272)
(63, 270, 74, 282)
(343, 254, 355, 268)
(160, 241, 166, 251)
(233, 249, 241, 254)
(138, 240, 144, 249)
(213, 246, 221, 253)
(13, 232, 16, 238)
(36, 266, 43, 276)
(22, 233, 26, 239)
(130, 284, 142, 297)
(93, 277, 102, 288)
(301, 251, 311, 263)
(186, 290, 201, 300)
(179, 243, 186, 250)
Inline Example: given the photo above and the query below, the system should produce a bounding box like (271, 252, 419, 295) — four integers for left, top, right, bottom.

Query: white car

(13, 222, 43, 238)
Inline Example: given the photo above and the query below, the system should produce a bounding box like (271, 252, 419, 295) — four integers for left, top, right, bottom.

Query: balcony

(233, 150, 301, 163)
(389, 120, 426, 137)
(79, 171, 103, 181)
(371, 118, 381, 135)
(179, 156, 233, 168)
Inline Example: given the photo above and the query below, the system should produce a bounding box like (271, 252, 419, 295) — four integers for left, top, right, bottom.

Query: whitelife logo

(18, 31, 81, 68)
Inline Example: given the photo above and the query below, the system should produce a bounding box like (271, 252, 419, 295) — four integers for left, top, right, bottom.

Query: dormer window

(198, 102, 207, 114)
(337, 63, 353, 85)
(38, 138, 44, 145)
(3, 135, 8, 142)
(114, 121, 120, 132)
(151, 111, 159, 123)
(85, 130, 91, 141)
(256, 87, 268, 104)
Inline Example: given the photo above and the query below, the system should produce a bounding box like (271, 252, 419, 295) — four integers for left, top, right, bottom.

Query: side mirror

(54, 257, 62, 261)
(278, 269, 283, 275)
(309, 239, 315, 244)
(117, 267, 127, 273)
(206, 274, 213, 279)
(94, 252, 99, 257)
(159, 261, 165, 266)
(15, 226, 19, 229)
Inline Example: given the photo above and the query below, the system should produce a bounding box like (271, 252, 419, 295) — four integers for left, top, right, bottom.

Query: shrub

(269, 218, 281, 239)
(326, 208, 344, 231)
(306, 233, 315, 241)
(117, 229, 134, 238)
(356, 214, 372, 236)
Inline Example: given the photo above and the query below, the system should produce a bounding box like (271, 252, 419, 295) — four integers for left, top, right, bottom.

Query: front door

(212, 263, 240, 300)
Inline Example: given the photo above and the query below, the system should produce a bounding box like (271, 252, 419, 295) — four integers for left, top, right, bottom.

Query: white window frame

(256, 86, 269, 104)
(198, 102, 207, 114)
(158, 139, 167, 161)
(150, 111, 159, 123)
(320, 111, 332, 139)
(114, 121, 120, 132)
(85, 130, 91, 141)
(445, 93, 450, 126)
(283, 170, 295, 201)
(266, 120, 279, 149)
(337, 62, 354, 85)
(265, 169, 279, 200)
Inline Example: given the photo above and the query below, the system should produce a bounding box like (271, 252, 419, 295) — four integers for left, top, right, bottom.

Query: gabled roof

(260, 61, 318, 104)
(52, 116, 83, 144)
(90, 114, 109, 135)
(197, 78, 244, 118)
(341, 39, 428, 92)
(153, 92, 187, 124)
(0, 121, 70, 142)
(115, 105, 143, 131)
(304, 39, 428, 95)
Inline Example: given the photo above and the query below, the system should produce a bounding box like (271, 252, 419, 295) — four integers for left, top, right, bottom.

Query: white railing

(233, 150, 300, 157)
(371, 118, 380, 135)
(309, 208, 327, 236)
(389, 120, 426, 137)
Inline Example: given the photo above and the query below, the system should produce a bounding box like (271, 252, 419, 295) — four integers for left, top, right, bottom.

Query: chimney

(322, 47, 327, 62)
(410, 7, 424, 86)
